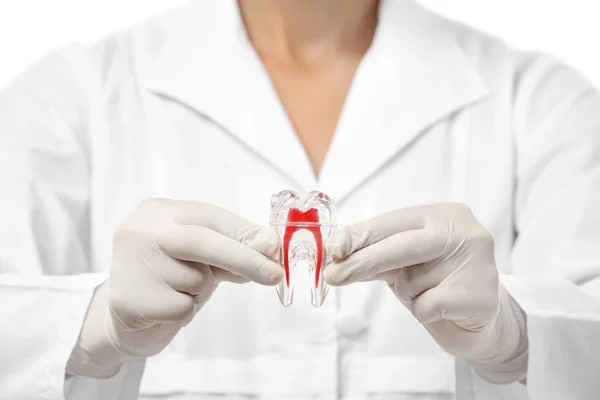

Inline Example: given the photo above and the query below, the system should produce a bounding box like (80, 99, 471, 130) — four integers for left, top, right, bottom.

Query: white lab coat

(1, 0, 599, 399)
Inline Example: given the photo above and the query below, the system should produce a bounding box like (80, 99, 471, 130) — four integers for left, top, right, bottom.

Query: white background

(0, 0, 599, 90)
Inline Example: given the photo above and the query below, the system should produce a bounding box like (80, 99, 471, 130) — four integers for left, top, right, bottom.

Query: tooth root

(309, 235, 329, 308)
(283, 226, 294, 288)
(277, 242, 294, 307)
(276, 278, 293, 307)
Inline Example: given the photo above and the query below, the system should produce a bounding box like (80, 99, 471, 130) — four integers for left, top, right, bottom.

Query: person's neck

(238, 0, 379, 63)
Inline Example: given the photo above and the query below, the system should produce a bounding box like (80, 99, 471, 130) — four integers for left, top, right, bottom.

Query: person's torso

(79, 0, 532, 398)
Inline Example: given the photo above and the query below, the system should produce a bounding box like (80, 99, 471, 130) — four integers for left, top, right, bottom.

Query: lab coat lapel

(142, 0, 317, 191)
(142, 0, 489, 201)
(318, 0, 490, 204)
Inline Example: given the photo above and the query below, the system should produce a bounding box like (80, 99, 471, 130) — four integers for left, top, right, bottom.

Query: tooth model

(269, 190, 337, 307)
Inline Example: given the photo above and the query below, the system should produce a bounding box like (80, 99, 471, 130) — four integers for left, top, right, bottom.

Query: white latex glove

(324, 203, 529, 383)
(67, 198, 282, 378)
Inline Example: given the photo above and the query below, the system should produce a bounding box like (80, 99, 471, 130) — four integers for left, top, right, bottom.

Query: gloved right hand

(66, 198, 282, 378)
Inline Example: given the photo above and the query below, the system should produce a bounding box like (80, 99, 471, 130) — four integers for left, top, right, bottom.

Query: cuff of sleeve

(501, 275, 600, 318)
(55, 275, 109, 397)
(0, 273, 107, 399)
(500, 275, 600, 400)
(64, 358, 146, 400)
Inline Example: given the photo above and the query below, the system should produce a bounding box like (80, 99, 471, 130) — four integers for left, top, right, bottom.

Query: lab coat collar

(142, 0, 489, 203)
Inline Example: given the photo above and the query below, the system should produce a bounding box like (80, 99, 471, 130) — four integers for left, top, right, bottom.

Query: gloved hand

(324, 203, 528, 383)
(67, 198, 282, 378)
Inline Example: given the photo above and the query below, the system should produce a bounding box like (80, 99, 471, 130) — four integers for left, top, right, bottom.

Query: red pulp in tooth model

(282, 208, 323, 288)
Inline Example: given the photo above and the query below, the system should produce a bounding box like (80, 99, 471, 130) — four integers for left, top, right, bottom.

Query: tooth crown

(269, 190, 337, 308)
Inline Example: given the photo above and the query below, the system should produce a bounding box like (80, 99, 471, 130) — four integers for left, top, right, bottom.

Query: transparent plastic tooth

(270, 190, 337, 308)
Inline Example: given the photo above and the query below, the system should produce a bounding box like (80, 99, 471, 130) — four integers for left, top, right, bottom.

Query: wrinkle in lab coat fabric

(1, 0, 600, 399)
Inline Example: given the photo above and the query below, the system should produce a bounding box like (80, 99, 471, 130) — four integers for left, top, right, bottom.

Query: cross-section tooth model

(269, 190, 337, 307)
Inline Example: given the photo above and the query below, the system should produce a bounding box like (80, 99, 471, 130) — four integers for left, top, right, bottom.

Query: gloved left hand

(324, 203, 528, 383)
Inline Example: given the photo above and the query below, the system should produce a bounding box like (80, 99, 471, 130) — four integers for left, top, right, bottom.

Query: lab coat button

(335, 311, 368, 338)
